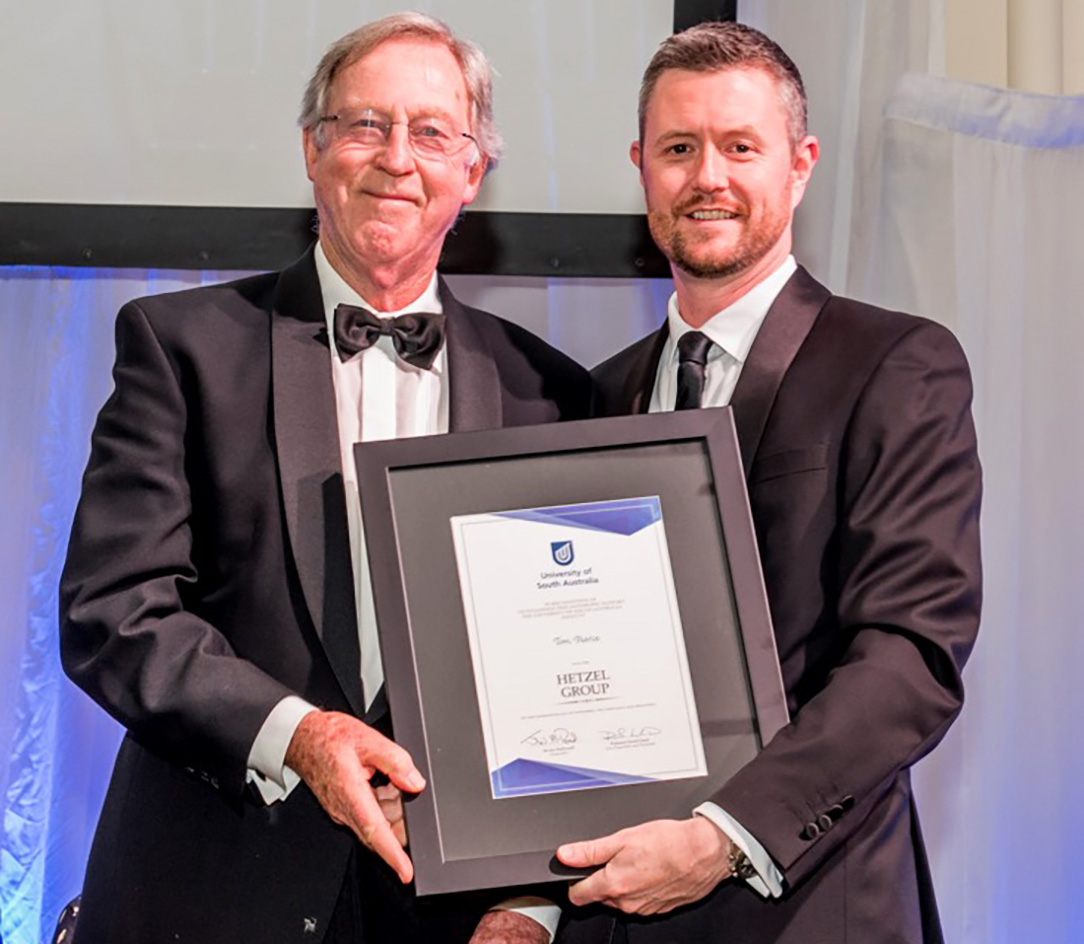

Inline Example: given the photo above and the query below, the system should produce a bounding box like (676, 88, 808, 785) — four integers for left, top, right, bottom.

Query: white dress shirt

(247, 242, 448, 800)
(246, 245, 559, 939)
(649, 255, 798, 899)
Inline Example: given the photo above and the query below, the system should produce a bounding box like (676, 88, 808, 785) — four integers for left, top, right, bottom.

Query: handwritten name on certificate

(450, 497, 707, 799)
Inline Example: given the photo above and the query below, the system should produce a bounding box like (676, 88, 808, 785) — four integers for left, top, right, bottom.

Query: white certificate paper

(450, 497, 707, 798)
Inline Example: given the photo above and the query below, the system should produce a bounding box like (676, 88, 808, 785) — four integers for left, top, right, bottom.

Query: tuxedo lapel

(271, 249, 363, 715)
(596, 326, 668, 416)
(730, 266, 830, 477)
(440, 278, 503, 431)
(626, 327, 668, 415)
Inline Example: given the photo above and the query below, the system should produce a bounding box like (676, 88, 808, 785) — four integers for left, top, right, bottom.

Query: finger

(375, 782, 403, 816)
(556, 832, 624, 868)
(358, 730, 426, 793)
(377, 795, 402, 819)
(368, 818, 414, 883)
(566, 868, 618, 907)
(377, 799, 404, 830)
(351, 783, 415, 883)
(373, 783, 406, 846)
(373, 783, 402, 804)
(390, 818, 408, 847)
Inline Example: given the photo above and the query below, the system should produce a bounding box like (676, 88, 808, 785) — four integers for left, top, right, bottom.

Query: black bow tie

(333, 303, 446, 371)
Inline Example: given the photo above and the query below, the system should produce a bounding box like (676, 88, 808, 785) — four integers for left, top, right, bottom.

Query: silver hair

(299, 11, 503, 169)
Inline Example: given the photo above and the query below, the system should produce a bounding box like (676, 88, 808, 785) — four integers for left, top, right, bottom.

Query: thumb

(385, 760, 426, 795)
(557, 832, 624, 867)
(362, 730, 427, 794)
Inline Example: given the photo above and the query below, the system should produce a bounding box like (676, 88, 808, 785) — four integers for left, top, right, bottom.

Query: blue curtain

(0, 266, 246, 944)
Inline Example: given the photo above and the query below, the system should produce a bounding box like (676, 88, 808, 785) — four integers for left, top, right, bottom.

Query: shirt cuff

(488, 897, 560, 942)
(245, 696, 318, 804)
(694, 802, 785, 898)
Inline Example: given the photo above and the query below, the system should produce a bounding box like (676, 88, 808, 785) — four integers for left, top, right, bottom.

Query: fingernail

(406, 771, 426, 791)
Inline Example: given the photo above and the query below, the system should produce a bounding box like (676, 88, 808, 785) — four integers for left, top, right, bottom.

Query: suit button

(817, 814, 833, 832)
(827, 804, 844, 821)
(800, 821, 821, 841)
(841, 795, 855, 810)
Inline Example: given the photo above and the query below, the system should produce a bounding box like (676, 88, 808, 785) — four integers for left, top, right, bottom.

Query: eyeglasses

(317, 107, 478, 159)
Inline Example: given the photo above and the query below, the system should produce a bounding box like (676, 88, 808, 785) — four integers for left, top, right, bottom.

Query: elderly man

(61, 13, 587, 944)
(556, 21, 981, 944)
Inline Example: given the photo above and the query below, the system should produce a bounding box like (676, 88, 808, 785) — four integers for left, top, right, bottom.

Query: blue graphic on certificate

(450, 496, 707, 799)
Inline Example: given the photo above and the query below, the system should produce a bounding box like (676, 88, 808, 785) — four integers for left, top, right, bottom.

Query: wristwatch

(727, 843, 757, 882)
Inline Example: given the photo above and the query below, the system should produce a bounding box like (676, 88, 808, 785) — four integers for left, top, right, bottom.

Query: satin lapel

(730, 266, 831, 477)
(271, 248, 363, 715)
(440, 278, 503, 431)
(617, 327, 669, 415)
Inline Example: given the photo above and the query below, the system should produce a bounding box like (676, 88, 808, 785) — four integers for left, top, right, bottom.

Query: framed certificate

(354, 408, 787, 895)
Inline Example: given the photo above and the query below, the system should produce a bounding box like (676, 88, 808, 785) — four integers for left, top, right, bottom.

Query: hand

(285, 710, 424, 884)
(468, 911, 550, 944)
(558, 817, 732, 916)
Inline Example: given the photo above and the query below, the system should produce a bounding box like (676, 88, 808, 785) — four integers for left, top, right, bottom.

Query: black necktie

(333, 303, 446, 371)
(674, 330, 714, 410)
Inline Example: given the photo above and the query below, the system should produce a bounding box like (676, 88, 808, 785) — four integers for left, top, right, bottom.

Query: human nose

(692, 146, 729, 193)
(375, 123, 415, 175)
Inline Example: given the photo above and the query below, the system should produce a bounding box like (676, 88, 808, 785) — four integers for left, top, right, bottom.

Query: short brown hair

(638, 21, 807, 148)
(299, 12, 503, 168)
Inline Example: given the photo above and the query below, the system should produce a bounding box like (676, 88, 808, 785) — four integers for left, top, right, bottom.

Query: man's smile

(687, 208, 740, 220)
(359, 189, 419, 204)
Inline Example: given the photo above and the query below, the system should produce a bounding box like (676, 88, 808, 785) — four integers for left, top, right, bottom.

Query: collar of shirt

(651, 256, 798, 413)
(663, 255, 798, 368)
(314, 240, 446, 377)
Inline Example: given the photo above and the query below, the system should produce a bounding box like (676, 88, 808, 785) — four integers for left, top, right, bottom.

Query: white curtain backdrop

(740, 0, 942, 290)
(749, 3, 1084, 940)
(862, 73, 1084, 944)
(3, 2, 1084, 942)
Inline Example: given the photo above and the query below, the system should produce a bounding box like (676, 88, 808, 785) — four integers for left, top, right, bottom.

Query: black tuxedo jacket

(561, 267, 981, 944)
(60, 248, 590, 943)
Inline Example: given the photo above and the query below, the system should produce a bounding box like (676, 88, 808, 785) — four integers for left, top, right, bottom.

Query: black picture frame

(354, 408, 787, 896)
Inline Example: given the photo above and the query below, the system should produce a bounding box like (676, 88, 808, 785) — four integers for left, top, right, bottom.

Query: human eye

(414, 121, 448, 138)
(728, 141, 757, 157)
(342, 109, 388, 143)
(662, 140, 695, 159)
(410, 119, 454, 152)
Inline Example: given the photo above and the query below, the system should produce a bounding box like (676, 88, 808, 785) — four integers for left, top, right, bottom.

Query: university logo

(550, 540, 575, 566)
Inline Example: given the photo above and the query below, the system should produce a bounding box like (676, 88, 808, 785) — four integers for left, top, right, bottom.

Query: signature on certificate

(600, 726, 662, 741)
(521, 727, 578, 747)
